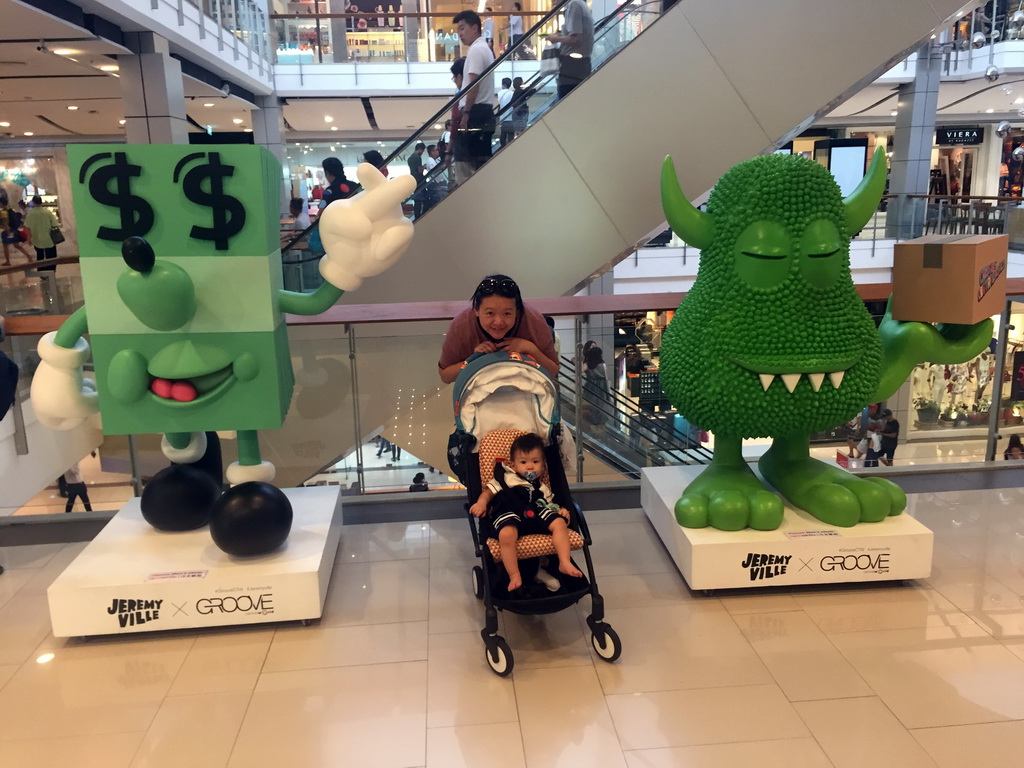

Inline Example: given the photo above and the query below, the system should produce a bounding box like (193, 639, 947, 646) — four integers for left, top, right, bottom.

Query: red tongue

(150, 378, 198, 402)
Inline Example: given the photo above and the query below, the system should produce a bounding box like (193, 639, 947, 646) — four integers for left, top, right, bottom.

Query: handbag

(49, 226, 65, 245)
(539, 43, 560, 74)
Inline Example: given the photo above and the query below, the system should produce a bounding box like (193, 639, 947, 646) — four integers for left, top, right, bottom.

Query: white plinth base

(47, 486, 343, 638)
(642, 466, 933, 591)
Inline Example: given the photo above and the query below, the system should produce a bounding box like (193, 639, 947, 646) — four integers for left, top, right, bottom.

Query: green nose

(117, 237, 197, 331)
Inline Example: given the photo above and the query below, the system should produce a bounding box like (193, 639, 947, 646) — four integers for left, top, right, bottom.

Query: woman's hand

(498, 337, 537, 356)
(473, 341, 498, 355)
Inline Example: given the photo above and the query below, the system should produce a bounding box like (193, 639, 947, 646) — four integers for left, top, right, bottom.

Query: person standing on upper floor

(483, 7, 495, 53)
(321, 157, 355, 209)
(547, 0, 594, 100)
(24, 194, 59, 272)
(497, 77, 515, 147)
(508, 2, 524, 55)
(452, 10, 496, 183)
(408, 142, 427, 218)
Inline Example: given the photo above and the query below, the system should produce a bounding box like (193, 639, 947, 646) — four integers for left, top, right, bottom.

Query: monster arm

(871, 296, 994, 403)
(32, 306, 99, 430)
(278, 283, 345, 316)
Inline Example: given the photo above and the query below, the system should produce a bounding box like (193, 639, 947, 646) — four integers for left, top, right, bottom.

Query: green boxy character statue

(658, 148, 993, 531)
(30, 145, 415, 555)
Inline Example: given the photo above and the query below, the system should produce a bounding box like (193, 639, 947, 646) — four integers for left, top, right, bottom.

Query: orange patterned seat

(477, 430, 584, 563)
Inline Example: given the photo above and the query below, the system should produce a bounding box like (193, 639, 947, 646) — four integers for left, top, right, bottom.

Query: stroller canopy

(453, 351, 559, 444)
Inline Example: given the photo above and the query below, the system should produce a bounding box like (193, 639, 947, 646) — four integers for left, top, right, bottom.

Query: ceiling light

(118, 119, 126, 125)
(1015, 98, 1024, 105)
(52, 49, 75, 56)
(324, 115, 334, 123)
(98, 64, 119, 72)
(890, 110, 898, 117)
(330, 126, 338, 131)
(986, 108, 995, 113)
(341, 144, 347, 148)
(67, 105, 78, 110)
(23, 131, 33, 136)
(232, 118, 243, 124)
(0, 121, 9, 127)
(433, 123, 442, 130)
(203, 102, 214, 107)
(243, 128, 252, 133)
(330, 146, 336, 151)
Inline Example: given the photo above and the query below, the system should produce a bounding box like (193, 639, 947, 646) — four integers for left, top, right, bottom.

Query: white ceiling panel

(369, 96, 450, 131)
(283, 98, 371, 132)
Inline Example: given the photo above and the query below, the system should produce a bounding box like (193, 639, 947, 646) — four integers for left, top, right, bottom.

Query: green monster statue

(658, 148, 993, 531)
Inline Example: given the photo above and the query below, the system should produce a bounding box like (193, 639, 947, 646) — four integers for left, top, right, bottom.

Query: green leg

(675, 435, 784, 531)
(165, 432, 191, 450)
(237, 430, 262, 466)
(759, 434, 906, 527)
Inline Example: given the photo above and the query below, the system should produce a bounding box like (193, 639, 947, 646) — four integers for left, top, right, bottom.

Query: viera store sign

(936, 126, 983, 145)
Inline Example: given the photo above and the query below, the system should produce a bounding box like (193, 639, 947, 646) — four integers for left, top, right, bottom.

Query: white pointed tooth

(828, 370, 845, 389)
(758, 373, 775, 391)
(781, 373, 801, 393)
(808, 372, 825, 392)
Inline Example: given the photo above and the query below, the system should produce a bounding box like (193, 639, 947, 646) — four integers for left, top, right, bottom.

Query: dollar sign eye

(122, 236, 156, 273)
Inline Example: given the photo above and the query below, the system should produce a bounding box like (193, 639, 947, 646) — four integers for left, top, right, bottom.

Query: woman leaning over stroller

(438, 274, 558, 383)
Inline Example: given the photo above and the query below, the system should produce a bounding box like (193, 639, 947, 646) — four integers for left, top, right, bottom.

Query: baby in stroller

(469, 432, 583, 590)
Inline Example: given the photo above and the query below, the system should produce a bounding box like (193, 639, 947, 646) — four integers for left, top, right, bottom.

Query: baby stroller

(449, 350, 621, 676)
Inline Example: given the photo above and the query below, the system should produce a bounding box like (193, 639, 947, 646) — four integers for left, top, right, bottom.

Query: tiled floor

(1, 488, 1024, 767)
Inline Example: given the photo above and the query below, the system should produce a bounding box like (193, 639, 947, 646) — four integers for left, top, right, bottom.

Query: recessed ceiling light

(99, 64, 119, 72)
(23, 131, 33, 136)
(986, 108, 995, 113)
(118, 119, 126, 125)
(0, 121, 9, 127)
(324, 115, 334, 123)
(341, 144, 347, 148)
(67, 105, 78, 110)
(52, 49, 75, 56)
(232, 118, 243, 124)
(433, 123, 442, 130)
(1016, 98, 1024, 105)
(330, 126, 338, 131)
(243, 128, 252, 133)
(330, 146, 336, 151)
(890, 110, 898, 117)
(203, 102, 214, 107)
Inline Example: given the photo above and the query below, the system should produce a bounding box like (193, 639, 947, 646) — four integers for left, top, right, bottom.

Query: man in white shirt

(483, 7, 495, 53)
(453, 9, 496, 182)
(497, 77, 515, 146)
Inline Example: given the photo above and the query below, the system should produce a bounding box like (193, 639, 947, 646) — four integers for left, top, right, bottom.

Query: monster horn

(844, 146, 887, 234)
(661, 156, 714, 250)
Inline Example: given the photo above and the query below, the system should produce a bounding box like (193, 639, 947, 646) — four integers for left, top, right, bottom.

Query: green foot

(760, 448, 906, 527)
(675, 462, 784, 531)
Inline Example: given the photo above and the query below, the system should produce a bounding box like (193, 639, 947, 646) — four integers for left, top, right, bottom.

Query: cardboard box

(892, 234, 1007, 324)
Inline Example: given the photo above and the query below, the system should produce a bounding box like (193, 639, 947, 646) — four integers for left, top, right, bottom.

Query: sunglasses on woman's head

(475, 277, 519, 298)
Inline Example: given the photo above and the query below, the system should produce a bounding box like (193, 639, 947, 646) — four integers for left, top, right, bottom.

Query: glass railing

(4, 294, 1023, 521)
(271, 8, 553, 65)
(282, 0, 663, 253)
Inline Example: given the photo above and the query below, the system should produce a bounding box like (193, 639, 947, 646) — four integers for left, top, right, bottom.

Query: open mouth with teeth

(755, 370, 846, 393)
(729, 354, 860, 395)
(146, 341, 236, 408)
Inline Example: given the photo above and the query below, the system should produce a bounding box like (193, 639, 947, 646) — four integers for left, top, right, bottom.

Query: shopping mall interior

(2, 0, 1024, 765)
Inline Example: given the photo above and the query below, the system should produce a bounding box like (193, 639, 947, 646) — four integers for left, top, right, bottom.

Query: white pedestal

(642, 466, 933, 591)
(47, 486, 343, 638)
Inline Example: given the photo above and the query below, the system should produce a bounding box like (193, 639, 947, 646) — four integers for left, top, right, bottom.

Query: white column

(120, 32, 190, 144)
(252, 94, 290, 215)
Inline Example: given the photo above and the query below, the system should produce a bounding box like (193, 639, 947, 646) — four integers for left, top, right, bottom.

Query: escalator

(294, 0, 969, 309)
(555, 355, 710, 479)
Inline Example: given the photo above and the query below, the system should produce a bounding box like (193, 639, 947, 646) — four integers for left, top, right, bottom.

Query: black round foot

(209, 482, 293, 556)
(140, 464, 221, 531)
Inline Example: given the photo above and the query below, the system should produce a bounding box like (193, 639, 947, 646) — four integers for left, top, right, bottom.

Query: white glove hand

(30, 332, 100, 431)
(318, 162, 416, 292)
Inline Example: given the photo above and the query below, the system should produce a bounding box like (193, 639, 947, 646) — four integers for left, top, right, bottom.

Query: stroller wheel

(591, 624, 622, 663)
(472, 565, 484, 600)
(485, 636, 514, 676)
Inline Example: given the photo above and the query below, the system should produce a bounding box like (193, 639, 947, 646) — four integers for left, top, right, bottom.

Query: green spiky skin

(660, 155, 882, 438)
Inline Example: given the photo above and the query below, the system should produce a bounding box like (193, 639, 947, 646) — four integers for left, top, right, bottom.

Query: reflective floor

(1, 487, 1024, 767)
